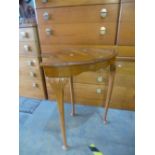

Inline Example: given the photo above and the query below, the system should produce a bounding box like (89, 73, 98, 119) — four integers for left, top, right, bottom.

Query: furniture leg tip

(62, 145, 68, 150)
(104, 120, 107, 124)
(70, 112, 76, 116)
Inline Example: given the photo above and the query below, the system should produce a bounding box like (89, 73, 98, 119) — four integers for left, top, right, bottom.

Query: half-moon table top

(41, 48, 117, 77)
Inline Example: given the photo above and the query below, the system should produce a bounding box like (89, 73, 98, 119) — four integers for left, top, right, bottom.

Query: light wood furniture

(19, 24, 46, 99)
(41, 48, 116, 149)
(35, 0, 135, 109)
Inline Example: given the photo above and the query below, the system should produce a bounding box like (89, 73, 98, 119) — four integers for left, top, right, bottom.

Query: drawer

(46, 81, 106, 106)
(117, 2, 135, 45)
(38, 22, 117, 45)
(19, 67, 42, 81)
(19, 27, 38, 41)
(19, 41, 40, 55)
(35, 0, 120, 8)
(19, 79, 45, 99)
(36, 4, 119, 24)
(19, 57, 40, 69)
(74, 71, 108, 84)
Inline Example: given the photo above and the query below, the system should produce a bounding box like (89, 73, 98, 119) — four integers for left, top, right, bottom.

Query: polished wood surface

(104, 64, 116, 123)
(38, 22, 117, 45)
(36, 4, 119, 24)
(69, 77, 75, 116)
(41, 48, 116, 77)
(47, 78, 68, 149)
(117, 2, 135, 45)
(35, 0, 120, 8)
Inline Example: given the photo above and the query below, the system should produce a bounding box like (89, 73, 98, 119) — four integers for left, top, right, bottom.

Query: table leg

(104, 63, 116, 124)
(48, 78, 68, 150)
(69, 76, 75, 116)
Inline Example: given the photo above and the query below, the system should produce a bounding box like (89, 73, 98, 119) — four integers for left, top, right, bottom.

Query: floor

(19, 97, 135, 155)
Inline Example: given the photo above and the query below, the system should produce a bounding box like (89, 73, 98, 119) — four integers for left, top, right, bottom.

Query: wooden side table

(41, 48, 117, 150)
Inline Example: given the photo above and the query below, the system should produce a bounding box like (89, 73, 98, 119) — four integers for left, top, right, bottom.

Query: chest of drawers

(19, 25, 47, 99)
(35, 0, 135, 110)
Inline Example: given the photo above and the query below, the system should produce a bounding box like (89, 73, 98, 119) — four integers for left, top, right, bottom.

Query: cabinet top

(42, 48, 117, 67)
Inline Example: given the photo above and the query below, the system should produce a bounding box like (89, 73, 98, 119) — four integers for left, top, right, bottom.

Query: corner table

(41, 48, 117, 150)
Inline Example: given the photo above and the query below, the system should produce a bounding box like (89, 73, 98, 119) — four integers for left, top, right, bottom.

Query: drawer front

(74, 71, 108, 84)
(19, 66, 42, 81)
(19, 79, 45, 99)
(35, 0, 120, 8)
(36, 4, 119, 24)
(111, 61, 135, 110)
(19, 41, 40, 55)
(38, 23, 117, 45)
(117, 2, 135, 45)
(19, 57, 40, 69)
(46, 81, 106, 106)
(19, 27, 38, 41)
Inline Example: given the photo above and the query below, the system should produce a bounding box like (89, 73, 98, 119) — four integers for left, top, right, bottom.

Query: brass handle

(32, 83, 38, 88)
(100, 27, 106, 35)
(24, 45, 30, 52)
(43, 12, 50, 20)
(96, 88, 103, 94)
(30, 72, 36, 77)
(45, 28, 52, 35)
(20, 31, 28, 38)
(96, 76, 103, 82)
(42, 0, 48, 3)
(100, 8, 108, 18)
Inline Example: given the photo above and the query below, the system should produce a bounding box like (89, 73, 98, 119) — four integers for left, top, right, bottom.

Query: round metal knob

(30, 72, 36, 77)
(21, 31, 28, 38)
(42, 0, 48, 3)
(45, 28, 52, 35)
(27, 61, 33, 66)
(100, 8, 108, 18)
(32, 83, 38, 88)
(96, 76, 103, 82)
(100, 27, 106, 35)
(43, 12, 50, 20)
(117, 64, 122, 68)
(24, 45, 30, 52)
(96, 88, 103, 94)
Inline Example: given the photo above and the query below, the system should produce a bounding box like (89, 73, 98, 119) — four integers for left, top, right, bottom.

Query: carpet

(19, 97, 41, 114)
(19, 98, 135, 155)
